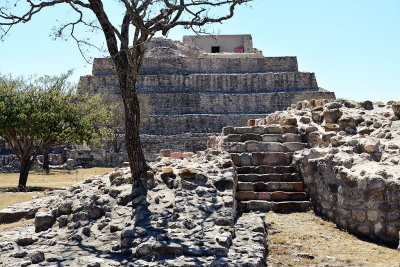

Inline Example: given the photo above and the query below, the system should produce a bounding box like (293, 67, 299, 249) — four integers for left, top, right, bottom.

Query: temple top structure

(182, 34, 258, 54)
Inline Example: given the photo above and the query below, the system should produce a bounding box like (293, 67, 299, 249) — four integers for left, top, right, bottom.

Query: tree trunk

(18, 157, 33, 192)
(117, 65, 149, 182)
(123, 87, 149, 181)
(43, 148, 50, 174)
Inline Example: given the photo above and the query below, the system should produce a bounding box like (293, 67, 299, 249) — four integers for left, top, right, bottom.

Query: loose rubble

(0, 150, 266, 266)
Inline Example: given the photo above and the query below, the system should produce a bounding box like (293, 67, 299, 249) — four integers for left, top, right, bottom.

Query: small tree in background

(0, 72, 105, 191)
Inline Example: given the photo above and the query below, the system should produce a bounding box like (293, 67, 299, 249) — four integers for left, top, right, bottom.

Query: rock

(216, 232, 232, 247)
(362, 139, 380, 153)
(213, 175, 234, 191)
(392, 102, 400, 117)
(88, 206, 105, 219)
(57, 215, 69, 227)
(117, 191, 132, 206)
(29, 251, 45, 264)
(323, 109, 342, 123)
(297, 253, 314, 259)
(16, 237, 37, 246)
(11, 251, 28, 258)
(35, 212, 55, 232)
(58, 200, 73, 214)
(359, 100, 374, 110)
(82, 226, 91, 237)
(325, 102, 342, 110)
(179, 168, 198, 179)
(280, 116, 297, 126)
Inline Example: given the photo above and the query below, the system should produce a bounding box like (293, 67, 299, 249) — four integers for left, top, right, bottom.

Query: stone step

(231, 152, 294, 167)
(223, 141, 306, 153)
(237, 182, 304, 192)
(222, 132, 302, 143)
(238, 173, 301, 183)
(236, 165, 297, 174)
(238, 200, 311, 213)
(236, 191, 308, 201)
(222, 125, 299, 135)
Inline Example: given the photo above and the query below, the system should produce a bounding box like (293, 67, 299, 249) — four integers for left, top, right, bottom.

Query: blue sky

(0, 0, 399, 102)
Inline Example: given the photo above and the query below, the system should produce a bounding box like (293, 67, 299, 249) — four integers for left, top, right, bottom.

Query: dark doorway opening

(211, 46, 220, 53)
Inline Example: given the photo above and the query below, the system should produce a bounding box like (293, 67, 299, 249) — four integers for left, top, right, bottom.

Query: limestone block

(265, 142, 285, 152)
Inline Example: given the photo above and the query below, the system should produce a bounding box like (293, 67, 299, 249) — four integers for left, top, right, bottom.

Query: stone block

(240, 153, 252, 166)
(223, 134, 242, 143)
(271, 191, 289, 201)
(251, 126, 266, 135)
(244, 141, 265, 152)
(281, 126, 298, 134)
(240, 133, 263, 142)
(222, 126, 235, 136)
(352, 209, 366, 222)
(247, 119, 255, 126)
(234, 127, 252, 134)
(172, 152, 184, 159)
(265, 142, 285, 152)
(159, 149, 172, 157)
(257, 192, 272, 200)
(367, 210, 379, 222)
(236, 191, 256, 200)
(262, 134, 283, 142)
(282, 133, 302, 142)
(265, 125, 282, 134)
(284, 142, 307, 152)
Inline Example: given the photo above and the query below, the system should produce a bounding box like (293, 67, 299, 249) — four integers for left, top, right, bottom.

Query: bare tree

(0, 0, 251, 183)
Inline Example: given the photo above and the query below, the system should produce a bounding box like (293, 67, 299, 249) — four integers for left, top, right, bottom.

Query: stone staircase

(221, 124, 311, 213)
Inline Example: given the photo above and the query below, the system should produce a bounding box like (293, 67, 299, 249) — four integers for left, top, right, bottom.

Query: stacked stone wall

(90, 56, 298, 76)
(142, 91, 335, 115)
(81, 72, 318, 95)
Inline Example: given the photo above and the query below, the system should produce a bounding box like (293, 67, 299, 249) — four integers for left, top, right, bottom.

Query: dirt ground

(265, 211, 398, 267)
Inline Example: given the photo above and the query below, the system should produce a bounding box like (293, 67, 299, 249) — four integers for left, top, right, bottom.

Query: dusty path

(265, 211, 398, 267)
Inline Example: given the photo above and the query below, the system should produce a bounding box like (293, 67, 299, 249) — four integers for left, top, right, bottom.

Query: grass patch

(265, 211, 398, 267)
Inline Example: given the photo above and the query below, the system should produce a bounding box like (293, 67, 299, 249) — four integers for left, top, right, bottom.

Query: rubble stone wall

(253, 98, 400, 246)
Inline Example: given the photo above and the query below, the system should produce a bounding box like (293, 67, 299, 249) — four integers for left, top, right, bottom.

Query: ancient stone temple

(78, 34, 335, 160)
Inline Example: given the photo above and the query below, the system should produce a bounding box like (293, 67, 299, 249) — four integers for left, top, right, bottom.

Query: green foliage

(0, 71, 105, 165)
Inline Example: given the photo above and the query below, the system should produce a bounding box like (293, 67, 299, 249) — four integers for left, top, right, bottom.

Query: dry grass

(0, 167, 115, 190)
(0, 218, 34, 232)
(265, 211, 398, 267)
(0, 192, 40, 210)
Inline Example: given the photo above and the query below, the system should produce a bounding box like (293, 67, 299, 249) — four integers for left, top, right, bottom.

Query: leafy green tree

(0, 72, 104, 191)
